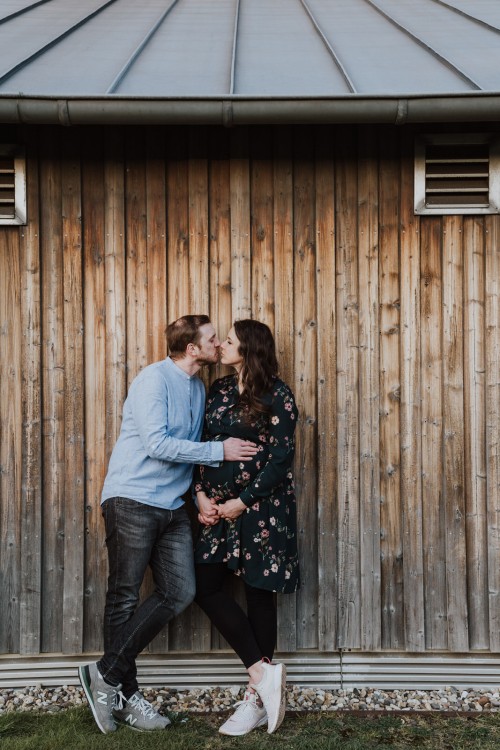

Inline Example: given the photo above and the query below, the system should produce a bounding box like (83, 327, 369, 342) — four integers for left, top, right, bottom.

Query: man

(79, 315, 258, 734)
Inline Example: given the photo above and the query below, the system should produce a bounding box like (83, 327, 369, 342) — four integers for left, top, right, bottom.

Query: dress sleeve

(193, 379, 221, 490)
(239, 383, 298, 507)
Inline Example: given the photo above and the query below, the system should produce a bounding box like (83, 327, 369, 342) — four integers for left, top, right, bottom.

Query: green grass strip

(1, 707, 500, 750)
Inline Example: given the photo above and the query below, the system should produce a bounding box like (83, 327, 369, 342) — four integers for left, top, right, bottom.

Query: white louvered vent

(0, 155, 16, 220)
(415, 134, 500, 215)
(0, 145, 26, 225)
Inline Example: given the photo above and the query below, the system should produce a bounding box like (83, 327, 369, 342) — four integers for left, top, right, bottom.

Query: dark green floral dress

(194, 375, 300, 594)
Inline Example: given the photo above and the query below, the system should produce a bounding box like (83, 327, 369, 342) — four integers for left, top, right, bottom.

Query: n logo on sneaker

(97, 691, 109, 705)
(126, 714, 138, 726)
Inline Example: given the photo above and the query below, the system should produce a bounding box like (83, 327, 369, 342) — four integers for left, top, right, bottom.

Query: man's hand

(216, 498, 246, 521)
(223, 438, 258, 461)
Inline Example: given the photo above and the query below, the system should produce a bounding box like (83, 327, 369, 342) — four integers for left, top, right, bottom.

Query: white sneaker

(250, 661, 286, 733)
(219, 690, 267, 736)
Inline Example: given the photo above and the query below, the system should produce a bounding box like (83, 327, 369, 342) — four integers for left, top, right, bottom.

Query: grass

(1, 708, 500, 750)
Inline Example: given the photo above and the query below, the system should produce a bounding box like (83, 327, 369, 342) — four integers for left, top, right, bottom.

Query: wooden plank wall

(0, 123, 499, 658)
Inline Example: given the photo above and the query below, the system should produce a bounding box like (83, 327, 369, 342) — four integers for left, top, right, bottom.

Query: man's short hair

(166, 315, 211, 358)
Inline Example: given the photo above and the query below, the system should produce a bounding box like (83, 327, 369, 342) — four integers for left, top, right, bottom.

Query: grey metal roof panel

(0, 0, 50, 21)
(0, 0, 107, 82)
(233, 0, 351, 95)
(113, 0, 237, 96)
(372, 0, 500, 90)
(0, 0, 500, 124)
(0, 0, 181, 95)
(306, 0, 474, 94)
(440, 0, 500, 28)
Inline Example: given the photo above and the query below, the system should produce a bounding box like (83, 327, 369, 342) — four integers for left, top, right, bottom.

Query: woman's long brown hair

(234, 319, 279, 419)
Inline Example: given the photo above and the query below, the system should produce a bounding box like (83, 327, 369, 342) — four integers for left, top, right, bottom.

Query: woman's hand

(197, 491, 219, 526)
(216, 498, 246, 521)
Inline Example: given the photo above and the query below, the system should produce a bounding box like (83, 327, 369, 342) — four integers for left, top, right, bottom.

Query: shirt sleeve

(129, 369, 224, 466)
(239, 384, 298, 506)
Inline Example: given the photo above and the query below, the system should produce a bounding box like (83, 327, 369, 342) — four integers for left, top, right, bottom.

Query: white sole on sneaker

(267, 663, 286, 733)
(219, 714, 267, 736)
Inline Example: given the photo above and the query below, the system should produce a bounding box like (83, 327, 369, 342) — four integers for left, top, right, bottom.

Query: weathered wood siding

(0, 124, 499, 657)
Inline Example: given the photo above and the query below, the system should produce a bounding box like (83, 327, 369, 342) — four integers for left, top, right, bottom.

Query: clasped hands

(197, 491, 246, 525)
(197, 437, 258, 525)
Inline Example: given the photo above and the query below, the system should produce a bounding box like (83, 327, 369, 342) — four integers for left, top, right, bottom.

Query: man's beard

(195, 352, 219, 366)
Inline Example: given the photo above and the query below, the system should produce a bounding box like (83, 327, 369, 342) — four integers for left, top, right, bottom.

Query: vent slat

(427, 173, 488, 179)
(424, 142, 491, 209)
(426, 194, 490, 207)
(427, 158, 489, 164)
(0, 148, 25, 223)
(0, 155, 16, 218)
(415, 135, 500, 215)
(426, 179, 488, 193)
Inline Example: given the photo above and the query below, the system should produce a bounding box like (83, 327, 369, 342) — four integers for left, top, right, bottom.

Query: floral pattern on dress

(194, 375, 300, 594)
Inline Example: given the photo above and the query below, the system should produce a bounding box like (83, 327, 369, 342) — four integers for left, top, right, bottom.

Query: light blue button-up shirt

(101, 357, 223, 510)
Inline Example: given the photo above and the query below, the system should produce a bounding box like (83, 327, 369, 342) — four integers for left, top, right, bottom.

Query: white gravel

(1, 685, 500, 715)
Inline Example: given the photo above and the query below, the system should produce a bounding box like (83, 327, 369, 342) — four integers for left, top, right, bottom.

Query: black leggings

(195, 563, 277, 669)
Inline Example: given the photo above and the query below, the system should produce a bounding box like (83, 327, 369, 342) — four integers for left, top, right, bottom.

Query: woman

(193, 319, 299, 736)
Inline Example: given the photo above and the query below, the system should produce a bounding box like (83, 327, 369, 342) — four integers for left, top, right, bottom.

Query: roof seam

(0, 0, 122, 87)
(361, 0, 482, 91)
(427, 0, 500, 35)
(229, 0, 241, 96)
(299, 0, 357, 93)
(106, 0, 181, 95)
(0, 0, 54, 26)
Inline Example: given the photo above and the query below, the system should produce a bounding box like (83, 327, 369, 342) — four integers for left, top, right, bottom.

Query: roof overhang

(2, 93, 500, 127)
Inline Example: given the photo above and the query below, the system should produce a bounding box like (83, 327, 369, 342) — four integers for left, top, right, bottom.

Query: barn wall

(0, 123, 499, 658)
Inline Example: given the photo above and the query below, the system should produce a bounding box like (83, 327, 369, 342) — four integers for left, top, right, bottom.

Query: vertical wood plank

(125, 130, 148, 386)
(208, 127, 232, 382)
(464, 217, 489, 649)
(357, 127, 381, 651)
(251, 127, 274, 327)
(335, 126, 360, 649)
(146, 127, 167, 364)
(420, 218, 446, 650)
(379, 135, 403, 649)
(293, 127, 318, 650)
(104, 130, 127, 457)
(187, 126, 210, 426)
(82, 130, 107, 652)
(485, 214, 500, 651)
(0, 229, 22, 654)
(188, 127, 209, 317)
(400, 135, 425, 652)
(40, 131, 65, 653)
(61, 130, 85, 654)
(230, 128, 251, 321)
(442, 215, 469, 652)
(19, 130, 43, 655)
(167, 127, 190, 322)
(273, 127, 297, 653)
(315, 127, 338, 652)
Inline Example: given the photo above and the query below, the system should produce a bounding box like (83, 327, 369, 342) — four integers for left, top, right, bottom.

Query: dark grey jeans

(97, 497, 195, 696)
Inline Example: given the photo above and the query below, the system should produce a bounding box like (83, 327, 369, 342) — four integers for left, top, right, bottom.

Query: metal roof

(1, 0, 500, 125)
